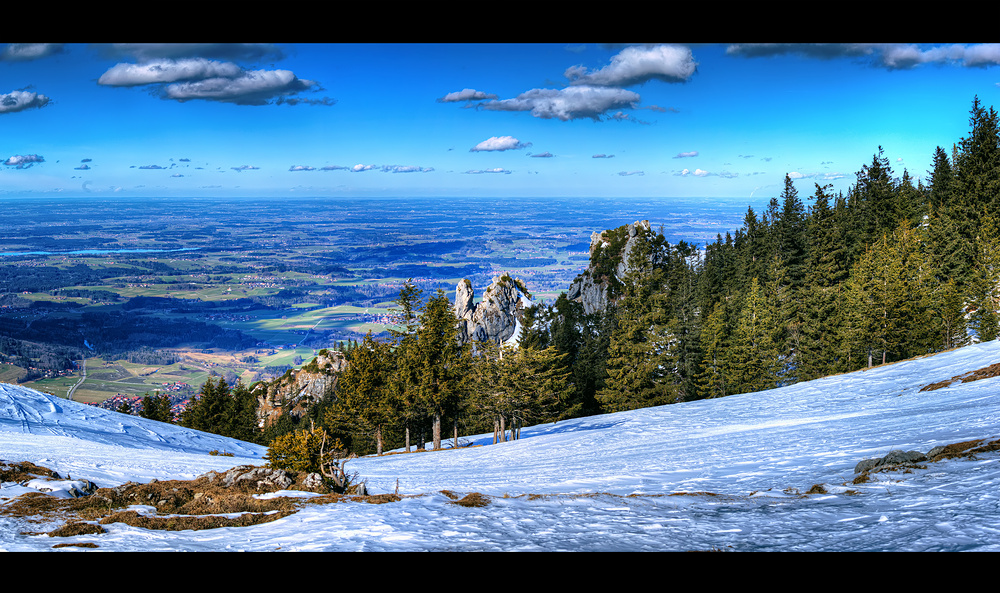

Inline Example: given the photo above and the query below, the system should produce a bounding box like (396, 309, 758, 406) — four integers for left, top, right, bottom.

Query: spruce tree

(970, 214, 1000, 342)
(596, 228, 679, 413)
(324, 332, 397, 455)
(694, 300, 730, 399)
(414, 289, 466, 450)
(727, 277, 780, 394)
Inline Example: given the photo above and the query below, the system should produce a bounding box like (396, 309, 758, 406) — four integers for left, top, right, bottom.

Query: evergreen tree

(596, 228, 679, 412)
(727, 277, 780, 394)
(181, 376, 231, 434)
(222, 380, 260, 443)
(928, 145, 956, 215)
(774, 174, 808, 290)
(694, 300, 730, 399)
(324, 332, 397, 455)
(970, 214, 1000, 342)
(798, 184, 850, 380)
(140, 392, 173, 423)
(414, 289, 467, 450)
(468, 341, 569, 443)
(955, 96, 1000, 220)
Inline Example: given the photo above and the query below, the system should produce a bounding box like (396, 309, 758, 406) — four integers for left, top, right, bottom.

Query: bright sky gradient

(2, 42, 1000, 201)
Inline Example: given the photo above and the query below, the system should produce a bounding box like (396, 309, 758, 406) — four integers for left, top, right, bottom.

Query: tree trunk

(493, 417, 499, 444)
(453, 418, 459, 449)
(499, 415, 506, 442)
(376, 426, 383, 456)
(405, 425, 411, 453)
(433, 412, 442, 450)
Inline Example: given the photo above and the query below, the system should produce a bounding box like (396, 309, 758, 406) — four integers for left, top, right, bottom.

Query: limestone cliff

(566, 220, 658, 315)
(454, 273, 532, 345)
(251, 350, 347, 428)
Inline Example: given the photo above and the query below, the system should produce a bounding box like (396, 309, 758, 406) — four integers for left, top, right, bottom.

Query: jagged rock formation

(455, 273, 532, 345)
(251, 350, 347, 428)
(566, 219, 657, 315)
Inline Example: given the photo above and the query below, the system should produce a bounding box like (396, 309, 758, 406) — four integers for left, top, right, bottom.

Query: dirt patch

(52, 542, 100, 549)
(920, 362, 1000, 392)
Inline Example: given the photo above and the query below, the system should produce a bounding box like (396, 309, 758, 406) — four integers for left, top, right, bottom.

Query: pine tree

(694, 300, 730, 399)
(798, 183, 850, 380)
(140, 392, 173, 423)
(181, 376, 231, 434)
(596, 228, 679, 413)
(727, 277, 780, 394)
(324, 332, 396, 455)
(970, 214, 1000, 342)
(414, 289, 466, 450)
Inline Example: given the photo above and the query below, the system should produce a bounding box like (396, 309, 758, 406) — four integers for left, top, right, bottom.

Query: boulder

(854, 449, 927, 474)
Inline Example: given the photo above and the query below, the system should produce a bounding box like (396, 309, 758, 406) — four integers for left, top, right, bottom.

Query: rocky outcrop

(455, 273, 532, 345)
(566, 219, 658, 315)
(251, 350, 348, 428)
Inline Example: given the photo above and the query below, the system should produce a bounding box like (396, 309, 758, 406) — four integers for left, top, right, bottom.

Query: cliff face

(251, 350, 347, 428)
(566, 220, 655, 315)
(455, 273, 532, 345)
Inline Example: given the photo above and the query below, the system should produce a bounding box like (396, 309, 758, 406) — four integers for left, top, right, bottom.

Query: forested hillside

(152, 97, 1000, 461)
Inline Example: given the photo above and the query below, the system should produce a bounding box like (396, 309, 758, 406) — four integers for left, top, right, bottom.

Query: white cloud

(0, 90, 50, 114)
(351, 164, 378, 172)
(439, 88, 499, 102)
(382, 165, 433, 173)
(565, 44, 697, 86)
(464, 168, 512, 174)
(231, 165, 259, 172)
(480, 86, 640, 121)
(674, 151, 699, 159)
(726, 42, 1000, 70)
(4, 154, 45, 168)
(470, 136, 530, 152)
(289, 165, 315, 171)
(163, 69, 318, 105)
(0, 43, 63, 61)
(104, 43, 283, 63)
(98, 59, 243, 86)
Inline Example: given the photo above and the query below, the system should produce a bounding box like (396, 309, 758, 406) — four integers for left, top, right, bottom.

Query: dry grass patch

(47, 521, 107, 537)
(928, 438, 1000, 461)
(52, 542, 99, 549)
(0, 461, 61, 483)
(920, 362, 1000, 392)
(98, 509, 296, 531)
(451, 492, 491, 508)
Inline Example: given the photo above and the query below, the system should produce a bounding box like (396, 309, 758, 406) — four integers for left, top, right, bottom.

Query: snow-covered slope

(3, 341, 1000, 551)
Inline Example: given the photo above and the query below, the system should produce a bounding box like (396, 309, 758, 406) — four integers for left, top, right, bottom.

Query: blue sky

(2, 42, 999, 201)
